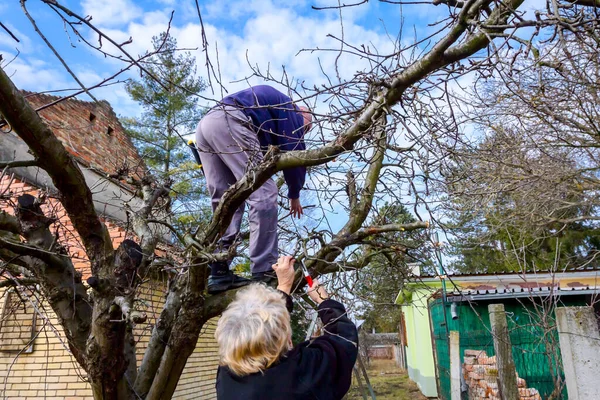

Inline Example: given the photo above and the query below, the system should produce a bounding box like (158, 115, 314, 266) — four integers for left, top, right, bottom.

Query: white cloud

(173, 5, 397, 99)
(9, 1, 409, 120)
(0, 23, 35, 54)
(82, 0, 143, 27)
(2, 57, 70, 92)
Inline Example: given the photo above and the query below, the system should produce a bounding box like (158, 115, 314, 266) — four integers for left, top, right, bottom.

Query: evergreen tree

(445, 130, 600, 273)
(122, 32, 209, 229)
(354, 203, 431, 332)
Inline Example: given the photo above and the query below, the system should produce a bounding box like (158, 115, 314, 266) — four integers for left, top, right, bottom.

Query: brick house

(0, 93, 218, 399)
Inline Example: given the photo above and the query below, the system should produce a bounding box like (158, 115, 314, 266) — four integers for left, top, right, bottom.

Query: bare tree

(437, 29, 600, 271)
(2, 0, 600, 399)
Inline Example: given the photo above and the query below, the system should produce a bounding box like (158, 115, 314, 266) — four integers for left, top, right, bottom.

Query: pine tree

(122, 32, 209, 229)
(354, 203, 431, 332)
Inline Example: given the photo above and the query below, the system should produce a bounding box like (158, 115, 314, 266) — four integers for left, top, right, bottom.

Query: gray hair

(215, 284, 292, 376)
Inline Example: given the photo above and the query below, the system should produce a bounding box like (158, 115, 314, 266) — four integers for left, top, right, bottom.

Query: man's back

(221, 84, 306, 199)
(222, 85, 304, 139)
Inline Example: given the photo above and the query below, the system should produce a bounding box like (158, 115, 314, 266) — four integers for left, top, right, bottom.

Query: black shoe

(207, 271, 251, 294)
(252, 270, 277, 286)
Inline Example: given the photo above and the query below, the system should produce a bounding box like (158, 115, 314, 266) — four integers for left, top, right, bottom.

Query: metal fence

(430, 298, 569, 400)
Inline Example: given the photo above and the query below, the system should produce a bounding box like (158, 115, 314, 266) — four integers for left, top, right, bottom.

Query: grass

(346, 359, 428, 400)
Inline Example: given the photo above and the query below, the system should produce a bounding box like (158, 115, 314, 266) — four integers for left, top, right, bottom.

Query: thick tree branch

(0, 277, 38, 288)
(343, 117, 387, 235)
(345, 171, 358, 211)
(0, 211, 21, 235)
(128, 179, 168, 275)
(145, 284, 207, 399)
(0, 236, 68, 267)
(202, 289, 239, 321)
(0, 66, 112, 270)
(4, 194, 92, 367)
(134, 277, 184, 397)
(87, 238, 144, 400)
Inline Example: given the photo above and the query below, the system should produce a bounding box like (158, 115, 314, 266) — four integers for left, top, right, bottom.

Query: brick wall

(0, 177, 219, 399)
(0, 284, 219, 399)
(462, 349, 541, 400)
(23, 92, 144, 180)
(0, 175, 125, 279)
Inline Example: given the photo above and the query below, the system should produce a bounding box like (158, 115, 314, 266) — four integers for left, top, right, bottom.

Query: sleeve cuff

(317, 298, 340, 311)
(287, 189, 300, 199)
(278, 290, 294, 313)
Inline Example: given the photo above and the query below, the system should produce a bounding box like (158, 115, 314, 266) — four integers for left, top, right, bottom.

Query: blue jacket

(222, 85, 306, 199)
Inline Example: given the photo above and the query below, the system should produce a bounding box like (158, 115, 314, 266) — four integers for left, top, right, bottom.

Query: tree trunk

(134, 278, 184, 397)
(146, 292, 207, 399)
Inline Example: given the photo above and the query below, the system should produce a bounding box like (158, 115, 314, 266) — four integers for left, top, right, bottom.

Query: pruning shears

(294, 241, 314, 288)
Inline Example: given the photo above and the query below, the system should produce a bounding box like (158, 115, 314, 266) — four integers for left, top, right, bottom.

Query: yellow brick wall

(173, 321, 219, 400)
(0, 282, 219, 399)
(0, 289, 37, 353)
(0, 176, 219, 399)
(0, 286, 95, 399)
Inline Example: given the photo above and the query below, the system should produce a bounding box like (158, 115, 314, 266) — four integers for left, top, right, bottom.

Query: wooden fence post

(449, 330, 461, 400)
(356, 352, 377, 399)
(488, 304, 519, 400)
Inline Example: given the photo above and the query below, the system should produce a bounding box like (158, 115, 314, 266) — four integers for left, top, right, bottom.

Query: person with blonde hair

(215, 255, 358, 399)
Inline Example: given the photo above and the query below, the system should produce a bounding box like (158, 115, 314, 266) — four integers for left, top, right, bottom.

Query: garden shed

(396, 268, 600, 399)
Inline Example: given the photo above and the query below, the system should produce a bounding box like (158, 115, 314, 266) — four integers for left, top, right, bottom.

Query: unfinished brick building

(0, 92, 218, 399)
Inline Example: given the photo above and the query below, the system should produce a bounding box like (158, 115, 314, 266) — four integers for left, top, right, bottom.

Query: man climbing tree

(195, 85, 312, 293)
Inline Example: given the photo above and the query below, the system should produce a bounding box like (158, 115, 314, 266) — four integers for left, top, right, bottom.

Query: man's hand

(273, 255, 296, 295)
(290, 198, 303, 219)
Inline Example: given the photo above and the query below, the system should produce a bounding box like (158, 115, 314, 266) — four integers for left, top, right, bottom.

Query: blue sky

(0, 0, 543, 242)
(0, 0, 451, 235)
(0, 0, 445, 117)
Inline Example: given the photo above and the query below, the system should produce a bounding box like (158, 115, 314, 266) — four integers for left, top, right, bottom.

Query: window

(0, 288, 37, 353)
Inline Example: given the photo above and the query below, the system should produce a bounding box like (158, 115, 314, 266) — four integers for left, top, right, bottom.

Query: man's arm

(273, 104, 307, 200)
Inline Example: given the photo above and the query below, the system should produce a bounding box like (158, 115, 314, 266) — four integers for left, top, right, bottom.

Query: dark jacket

(221, 85, 306, 199)
(216, 299, 359, 400)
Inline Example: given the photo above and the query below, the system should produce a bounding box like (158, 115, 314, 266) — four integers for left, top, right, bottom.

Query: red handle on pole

(300, 261, 313, 288)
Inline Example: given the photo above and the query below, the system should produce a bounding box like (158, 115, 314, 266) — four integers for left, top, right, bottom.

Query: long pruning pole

(434, 232, 450, 336)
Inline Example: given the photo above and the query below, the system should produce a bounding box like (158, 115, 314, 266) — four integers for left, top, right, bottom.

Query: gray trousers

(195, 106, 278, 273)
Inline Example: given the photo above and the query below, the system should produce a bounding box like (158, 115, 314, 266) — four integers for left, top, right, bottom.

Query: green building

(396, 268, 600, 399)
